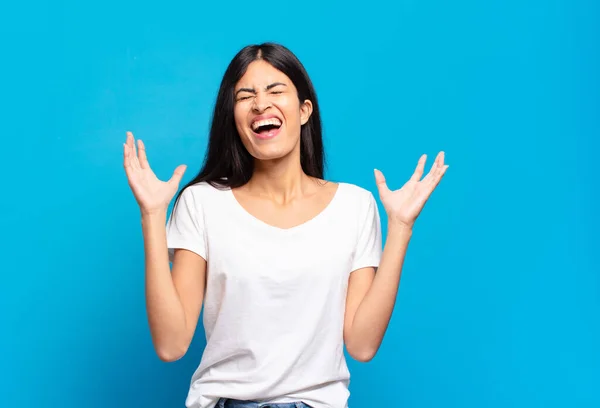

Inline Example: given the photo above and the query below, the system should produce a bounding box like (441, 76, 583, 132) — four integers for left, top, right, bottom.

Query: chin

(249, 144, 294, 161)
(242, 129, 300, 162)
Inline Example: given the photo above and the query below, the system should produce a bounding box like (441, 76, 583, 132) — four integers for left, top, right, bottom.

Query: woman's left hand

(374, 151, 449, 229)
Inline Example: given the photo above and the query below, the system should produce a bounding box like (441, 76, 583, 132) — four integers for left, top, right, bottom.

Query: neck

(246, 151, 314, 204)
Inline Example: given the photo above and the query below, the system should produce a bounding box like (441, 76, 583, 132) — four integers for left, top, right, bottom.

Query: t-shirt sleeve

(351, 191, 383, 272)
(165, 187, 207, 262)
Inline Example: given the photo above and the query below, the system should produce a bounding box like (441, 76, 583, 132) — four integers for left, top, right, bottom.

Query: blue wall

(2, 0, 598, 407)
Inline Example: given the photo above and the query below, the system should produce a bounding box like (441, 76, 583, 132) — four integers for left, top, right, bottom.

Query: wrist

(141, 209, 168, 223)
(387, 219, 413, 237)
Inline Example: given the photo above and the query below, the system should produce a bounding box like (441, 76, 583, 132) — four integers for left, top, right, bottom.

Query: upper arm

(166, 187, 209, 342)
(343, 190, 382, 351)
(343, 267, 376, 345)
(171, 248, 207, 342)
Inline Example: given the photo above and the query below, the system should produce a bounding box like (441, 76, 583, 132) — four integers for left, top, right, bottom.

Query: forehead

(235, 60, 292, 89)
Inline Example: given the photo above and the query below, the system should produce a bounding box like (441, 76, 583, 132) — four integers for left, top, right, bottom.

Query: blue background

(2, 0, 599, 407)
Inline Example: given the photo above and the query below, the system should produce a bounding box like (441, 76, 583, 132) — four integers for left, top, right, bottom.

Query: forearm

(141, 211, 188, 358)
(348, 222, 412, 358)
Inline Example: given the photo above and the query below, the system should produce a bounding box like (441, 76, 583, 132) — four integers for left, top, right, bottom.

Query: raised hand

(374, 151, 448, 229)
(123, 131, 187, 215)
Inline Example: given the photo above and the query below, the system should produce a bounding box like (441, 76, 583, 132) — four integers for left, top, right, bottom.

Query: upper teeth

(252, 118, 281, 131)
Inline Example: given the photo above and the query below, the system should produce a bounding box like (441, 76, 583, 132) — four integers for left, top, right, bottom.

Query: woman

(123, 43, 448, 408)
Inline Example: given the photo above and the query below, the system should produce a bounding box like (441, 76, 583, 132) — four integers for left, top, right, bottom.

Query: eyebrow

(235, 82, 287, 96)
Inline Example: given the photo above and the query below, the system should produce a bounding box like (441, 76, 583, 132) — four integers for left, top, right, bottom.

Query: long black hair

(175, 42, 325, 204)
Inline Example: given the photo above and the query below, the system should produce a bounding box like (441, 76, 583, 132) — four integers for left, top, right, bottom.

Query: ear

(300, 99, 313, 126)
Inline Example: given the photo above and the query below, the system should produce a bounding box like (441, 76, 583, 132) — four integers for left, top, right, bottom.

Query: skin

(123, 135, 202, 361)
(231, 59, 337, 228)
(123, 59, 449, 363)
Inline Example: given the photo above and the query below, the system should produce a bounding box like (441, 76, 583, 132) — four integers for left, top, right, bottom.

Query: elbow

(347, 344, 378, 363)
(350, 349, 377, 363)
(155, 343, 188, 362)
(157, 348, 186, 362)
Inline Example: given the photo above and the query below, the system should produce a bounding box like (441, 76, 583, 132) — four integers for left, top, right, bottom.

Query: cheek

(233, 105, 245, 126)
(233, 106, 252, 141)
(279, 99, 302, 125)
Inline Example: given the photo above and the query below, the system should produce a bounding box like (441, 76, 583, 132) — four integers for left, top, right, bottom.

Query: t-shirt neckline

(226, 182, 345, 233)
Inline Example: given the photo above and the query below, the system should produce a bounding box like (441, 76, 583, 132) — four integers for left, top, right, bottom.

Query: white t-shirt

(165, 181, 382, 408)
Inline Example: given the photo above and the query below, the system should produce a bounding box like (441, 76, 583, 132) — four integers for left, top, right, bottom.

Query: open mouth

(251, 117, 282, 138)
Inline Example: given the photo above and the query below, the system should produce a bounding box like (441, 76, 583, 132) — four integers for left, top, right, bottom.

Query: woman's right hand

(123, 131, 187, 215)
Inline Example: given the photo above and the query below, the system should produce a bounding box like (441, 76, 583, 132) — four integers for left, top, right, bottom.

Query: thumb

(169, 164, 187, 186)
(374, 168, 391, 196)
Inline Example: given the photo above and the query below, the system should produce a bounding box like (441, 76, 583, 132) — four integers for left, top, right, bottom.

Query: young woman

(123, 43, 448, 408)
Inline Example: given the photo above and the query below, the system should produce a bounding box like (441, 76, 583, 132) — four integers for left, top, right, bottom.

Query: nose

(252, 91, 271, 113)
